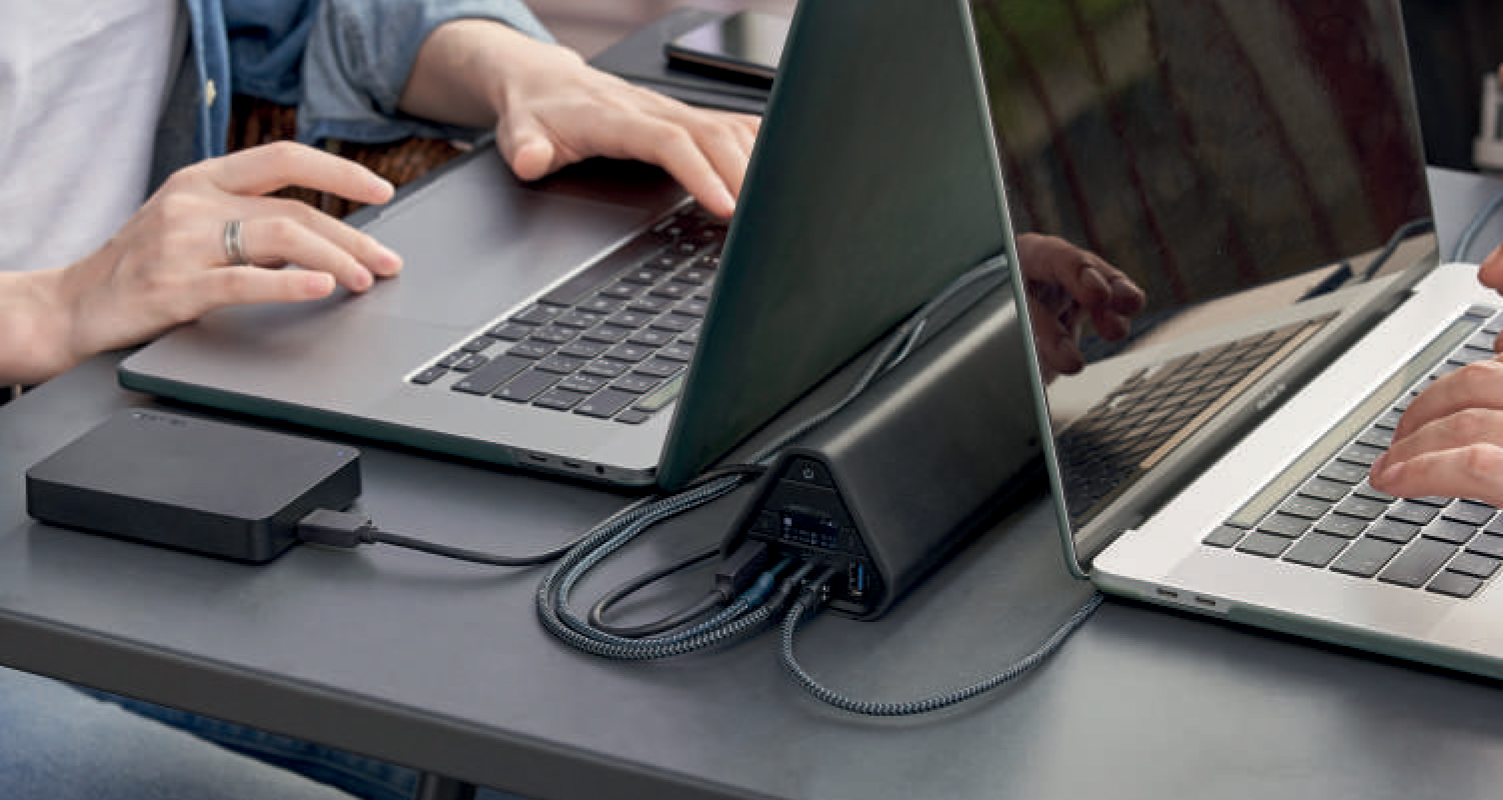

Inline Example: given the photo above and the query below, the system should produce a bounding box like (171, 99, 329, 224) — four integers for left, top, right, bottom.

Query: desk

(5, 171, 1503, 800)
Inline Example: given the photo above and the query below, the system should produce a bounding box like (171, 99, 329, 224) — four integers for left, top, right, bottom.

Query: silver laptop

(963, 0, 1503, 677)
(119, 0, 1013, 490)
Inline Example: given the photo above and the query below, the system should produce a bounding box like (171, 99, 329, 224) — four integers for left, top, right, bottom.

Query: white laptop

(964, 0, 1503, 677)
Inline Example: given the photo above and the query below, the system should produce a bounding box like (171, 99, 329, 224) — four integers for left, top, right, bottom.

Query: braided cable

(779, 592, 1105, 716)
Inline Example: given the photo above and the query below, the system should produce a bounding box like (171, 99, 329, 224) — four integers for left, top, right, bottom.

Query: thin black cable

(366, 529, 580, 567)
(588, 546, 722, 636)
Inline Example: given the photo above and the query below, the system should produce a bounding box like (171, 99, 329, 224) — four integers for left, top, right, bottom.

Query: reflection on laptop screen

(970, 0, 1438, 555)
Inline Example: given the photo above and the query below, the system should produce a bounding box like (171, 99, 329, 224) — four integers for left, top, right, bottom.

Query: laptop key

(605, 344, 653, 364)
(634, 359, 685, 380)
(575, 389, 637, 419)
(453, 354, 489, 372)
(1367, 519, 1419, 545)
(1319, 462, 1368, 485)
(555, 310, 605, 329)
(581, 325, 633, 345)
(1446, 501, 1496, 526)
(507, 341, 556, 360)
(1448, 552, 1502, 579)
(633, 374, 684, 413)
(615, 409, 653, 425)
(1330, 536, 1401, 578)
(411, 366, 448, 386)
(486, 322, 534, 341)
(558, 340, 609, 360)
(607, 310, 655, 329)
(493, 370, 560, 402)
(1299, 479, 1350, 503)
(1203, 525, 1246, 548)
(627, 294, 674, 314)
(462, 335, 499, 353)
(676, 298, 709, 317)
(649, 282, 695, 301)
(1352, 483, 1395, 504)
(1387, 502, 1440, 526)
(533, 388, 588, 412)
(1314, 514, 1367, 539)
(581, 295, 627, 314)
(657, 343, 694, 363)
(1427, 571, 1484, 599)
(1378, 538, 1458, 588)
(1337, 444, 1384, 467)
(581, 360, 631, 379)
(1258, 513, 1312, 538)
(1333, 497, 1387, 521)
(1236, 532, 1295, 558)
(1422, 518, 1478, 546)
(1466, 533, 1503, 559)
(612, 374, 660, 394)
(452, 355, 530, 395)
(536, 355, 587, 375)
(511, 304, 566, 326)
(628, 328, 675, 347)
(1278, 497, 1331, 520)
(652, 313, 698, 334)
(1283, 532, 1351, 569)
(529, 326, 577, 346)
(558, 374, 608, 394)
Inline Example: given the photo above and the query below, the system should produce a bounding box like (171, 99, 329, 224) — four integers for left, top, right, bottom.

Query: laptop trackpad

(350, 152, 669, 329)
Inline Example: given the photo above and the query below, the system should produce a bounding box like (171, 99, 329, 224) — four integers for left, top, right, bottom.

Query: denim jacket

(151, 0, 550, 186)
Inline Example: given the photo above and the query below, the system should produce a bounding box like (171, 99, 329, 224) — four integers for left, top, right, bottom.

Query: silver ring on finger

(223, 219, 250, 265)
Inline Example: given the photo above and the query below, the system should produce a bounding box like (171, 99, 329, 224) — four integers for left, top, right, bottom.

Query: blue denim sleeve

(224, 0, 319, 105)
(297, 0, 555, 145)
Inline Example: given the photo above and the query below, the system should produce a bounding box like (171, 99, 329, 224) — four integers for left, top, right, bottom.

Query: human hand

(1370, 358, 1503, 506)
(48, 142, 400, 379)
(1016, 233, 1146, 379)
(402, 21, 760, 219)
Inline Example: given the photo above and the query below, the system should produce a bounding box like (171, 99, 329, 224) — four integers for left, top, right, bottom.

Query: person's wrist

(0, 269, 78, 384)
(475, 27, 586, 125)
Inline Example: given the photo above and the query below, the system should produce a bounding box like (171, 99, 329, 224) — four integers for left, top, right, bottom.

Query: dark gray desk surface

(6, 168, 1503, 800)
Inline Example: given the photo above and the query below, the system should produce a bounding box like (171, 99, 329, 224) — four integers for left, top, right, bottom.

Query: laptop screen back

(967, 0, 1438, 562)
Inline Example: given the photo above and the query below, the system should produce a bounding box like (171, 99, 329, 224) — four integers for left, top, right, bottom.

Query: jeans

(1, 666, 525, 800)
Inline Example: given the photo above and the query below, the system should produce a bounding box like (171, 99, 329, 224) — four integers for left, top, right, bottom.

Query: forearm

(398, 20, 568, 129)
(0, 270, 76, 385)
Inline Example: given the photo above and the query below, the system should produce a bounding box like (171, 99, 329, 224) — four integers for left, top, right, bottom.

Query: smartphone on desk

(664, 11, 790, 88)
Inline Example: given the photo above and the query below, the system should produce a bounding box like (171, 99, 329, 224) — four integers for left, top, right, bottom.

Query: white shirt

(0, 1, 180, 272)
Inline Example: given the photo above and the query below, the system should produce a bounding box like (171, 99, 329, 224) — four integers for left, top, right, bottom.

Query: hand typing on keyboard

(1373, 248, 1503, 506)
(402, 22, 761, 219)
(1016, 234, 1146, 381)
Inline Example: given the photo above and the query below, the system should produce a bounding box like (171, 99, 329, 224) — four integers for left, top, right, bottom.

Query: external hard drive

(26, 408, 361, 563)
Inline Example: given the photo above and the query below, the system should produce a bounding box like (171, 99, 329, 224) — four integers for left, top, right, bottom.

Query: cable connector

(797, 565, 839, 610)
(714, 541, 770, 602)
(297, 509, 379, 548)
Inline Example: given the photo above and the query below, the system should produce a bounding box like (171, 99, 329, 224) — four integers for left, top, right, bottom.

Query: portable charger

(26, 408, 361, 563)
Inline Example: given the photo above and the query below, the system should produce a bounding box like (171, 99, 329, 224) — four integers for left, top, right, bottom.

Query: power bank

(26, 408, 361, 563)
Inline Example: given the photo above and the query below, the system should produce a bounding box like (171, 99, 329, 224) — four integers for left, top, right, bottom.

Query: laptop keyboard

(1205, 305, 1503, 599)
(1058, 315, 1332, 524)
(407, 204, 724, 424)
